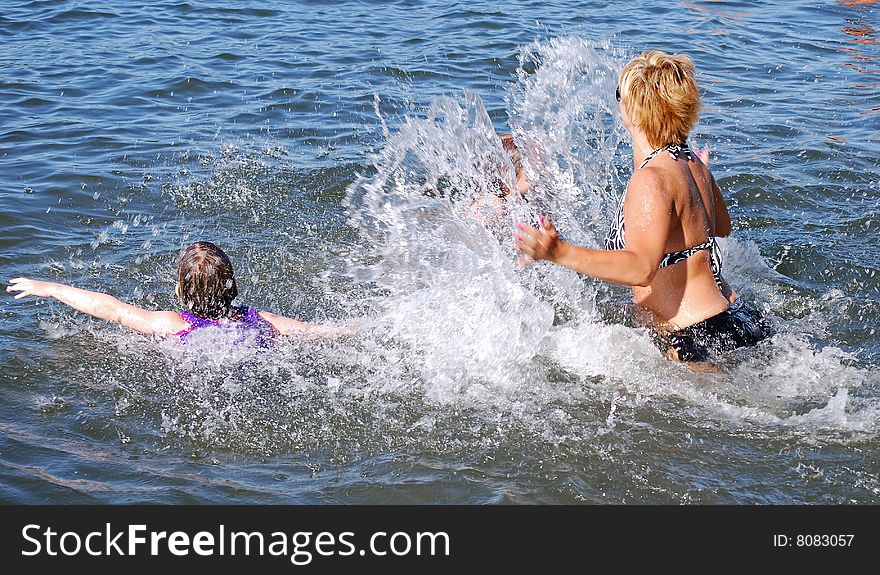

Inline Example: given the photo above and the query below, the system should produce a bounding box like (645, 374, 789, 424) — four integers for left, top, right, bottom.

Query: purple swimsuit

(176, 305, 277, 347)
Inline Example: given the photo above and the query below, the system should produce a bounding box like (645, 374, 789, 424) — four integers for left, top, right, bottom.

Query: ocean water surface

(1, 0, 879, 503)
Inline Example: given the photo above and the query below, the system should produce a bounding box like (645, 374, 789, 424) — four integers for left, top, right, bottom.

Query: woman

(515, 50, 770, 363)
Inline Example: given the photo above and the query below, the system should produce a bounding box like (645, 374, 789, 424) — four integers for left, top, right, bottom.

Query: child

(7, 241, 347, 344)
(470, 133, 533, 222)
(482, 133, 532, 202)
(497, 133, 532, 198)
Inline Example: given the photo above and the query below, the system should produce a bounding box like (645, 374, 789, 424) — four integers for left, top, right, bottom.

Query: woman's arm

(515, 169, 672, 287)
(257, 310, 355, 339)
(695, 149, 730, 236)
(7, 278, 186, 335)
(516, 222, 662, 287)
(710, 173, 731, 237)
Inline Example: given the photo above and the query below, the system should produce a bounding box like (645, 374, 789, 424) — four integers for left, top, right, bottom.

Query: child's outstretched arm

(7, 277, 186, 335)
(257, 310, 355, 340)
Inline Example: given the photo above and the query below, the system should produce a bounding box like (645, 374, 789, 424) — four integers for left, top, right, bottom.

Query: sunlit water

(1, 0, 878, 503)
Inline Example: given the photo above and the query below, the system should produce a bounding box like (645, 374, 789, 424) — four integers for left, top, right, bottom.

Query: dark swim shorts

(653, 299, 772, 362)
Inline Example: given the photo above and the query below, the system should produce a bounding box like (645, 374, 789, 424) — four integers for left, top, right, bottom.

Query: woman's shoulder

(626, 164, 675, 202)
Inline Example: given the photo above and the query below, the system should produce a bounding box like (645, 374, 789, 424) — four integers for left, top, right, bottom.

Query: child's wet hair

(486, 134, 523, 198)
(176, 241, 238, 319)
(500, 133, 523, 175)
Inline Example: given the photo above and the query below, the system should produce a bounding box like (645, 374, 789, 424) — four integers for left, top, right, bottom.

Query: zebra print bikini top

(604, 143, 724, 290)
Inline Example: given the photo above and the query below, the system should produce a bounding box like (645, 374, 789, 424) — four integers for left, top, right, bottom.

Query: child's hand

(695, 148, 710, 166)
(333, 325, 358, 338)
(7, 278, 57, 299)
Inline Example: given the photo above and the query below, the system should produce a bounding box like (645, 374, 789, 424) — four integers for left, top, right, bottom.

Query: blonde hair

(619, 50, 701, 148)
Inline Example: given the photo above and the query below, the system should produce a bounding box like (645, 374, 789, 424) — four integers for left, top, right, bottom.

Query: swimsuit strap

(665, 142, 693, 161)
(638, 145, 667, 169)
(658, 237, 714, 268)
(708, 237, 724, 291)
(658, 236, 724, 290)
(638, 142, 693, 170)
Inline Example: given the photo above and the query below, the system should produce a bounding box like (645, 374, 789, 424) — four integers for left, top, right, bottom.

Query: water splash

(338, 35, 879, 446)
(30, 37, 880, 463)
(507, 36, 627, 244)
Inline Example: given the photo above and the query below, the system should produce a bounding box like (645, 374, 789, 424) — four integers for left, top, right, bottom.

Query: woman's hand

(7, 278, 57, 299)
(514, 218, 564, 266)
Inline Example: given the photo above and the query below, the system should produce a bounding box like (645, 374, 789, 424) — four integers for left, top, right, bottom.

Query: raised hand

(695, 147, 710, 166)
(514, 217, 562, 266)
(6, 278, 57, 299)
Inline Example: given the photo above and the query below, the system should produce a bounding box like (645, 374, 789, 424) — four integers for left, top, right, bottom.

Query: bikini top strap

(658, 237, 714, 268)
(665, 142, 693, 161)
(638, 145, 666, 170)
(638, 142, 693, 170)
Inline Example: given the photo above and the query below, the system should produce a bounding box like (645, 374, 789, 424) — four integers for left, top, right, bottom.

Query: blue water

(1, 0, 878, 503)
